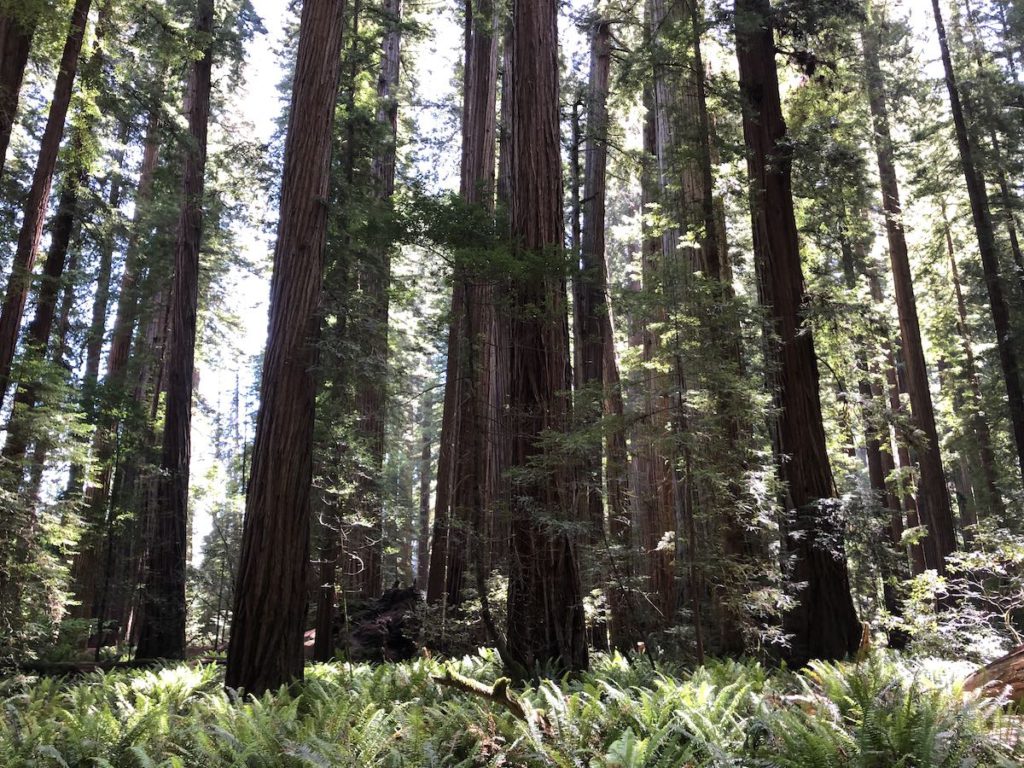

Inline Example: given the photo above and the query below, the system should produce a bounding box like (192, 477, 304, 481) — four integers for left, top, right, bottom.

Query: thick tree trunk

(135, 0, 214, 661)
(504, 0, 587, 677)
(0, 0, 91, 404)
(862, 17, 957, 574)
(226, 0, 345, 695)
(931, 0, 1024, 486)
(735, 0, 859, 666)
(0, 11, 34, 178)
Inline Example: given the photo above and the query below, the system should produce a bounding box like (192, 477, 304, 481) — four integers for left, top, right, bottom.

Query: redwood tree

(504, 0, 588, 677)
(0, 3, 35, 178)
(734, 0, 860, 665)
(931, 0, 1024, 486)
(0, 0, 91, 403)
(135, 0, 214, 661)
(227, 0, 346, 695)
(862, 14, 957, 573)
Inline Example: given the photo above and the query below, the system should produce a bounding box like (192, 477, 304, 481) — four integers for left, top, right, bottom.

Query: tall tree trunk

(931, 0, 1024, 486)
(504, 0, 587, 677)
(226, 0, 345, 695)
(134, 0, 214, 660)
(942, 201, 1004, 522)
(577, 18, 612, 652)
(637, 86, 677, 627)
(445, 0, 499, 608)
(839, 226, 907, 644)
(0, 10, 34, 178)
(416, 387, 433, 588)
(348, 0, 401, 600)
(735, 0, 859, 666)
(862, 16, 957, 574)
(0, 0, 91, 404)
(2, 2, 112, 474)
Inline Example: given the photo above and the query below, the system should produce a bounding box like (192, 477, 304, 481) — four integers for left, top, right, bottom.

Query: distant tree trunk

(862, 16, 957, 574)
(931, 0, 1024, 486)
(504, 0, 588, 677)
(942, 201, 1004, 523)
(637, 86, 677, 628)
(82, 129, 127, 416)
(347, 0, 401, 601)
(0, 0, 91, 404)
(0, 11, 34, 178)
(577, 19, 612, 651)
(446, 0, 499, 608)
(838, 226, 906, 644)
(735, 0, 859, 666)
(134, 0, 214, 661)
(226, 0, 345, 695)
(416, 388, 433, 588)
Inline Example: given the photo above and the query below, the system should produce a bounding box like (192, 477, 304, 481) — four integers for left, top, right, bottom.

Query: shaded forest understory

(6, 0, 1024, 759)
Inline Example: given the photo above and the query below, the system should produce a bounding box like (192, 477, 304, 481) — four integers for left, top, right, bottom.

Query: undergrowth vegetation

(0, 651, 1020, 767)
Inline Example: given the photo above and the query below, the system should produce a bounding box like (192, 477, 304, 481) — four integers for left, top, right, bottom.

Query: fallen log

(964, 645, 1024, 703)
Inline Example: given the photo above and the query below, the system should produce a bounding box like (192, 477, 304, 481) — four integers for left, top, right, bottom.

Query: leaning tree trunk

(226, 0, 346, 696)
(1, 1, 112, 475)
(134, 0, 214, 661)
(735, 0, 859, 666)
(0, 0, 91, 405)
(931, 0, 1024, 487)
(862, 16, 957, 573)
(504, 0, 588, 678)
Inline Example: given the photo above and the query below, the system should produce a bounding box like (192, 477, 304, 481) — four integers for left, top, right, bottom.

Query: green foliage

(0, 652, 1019, 767)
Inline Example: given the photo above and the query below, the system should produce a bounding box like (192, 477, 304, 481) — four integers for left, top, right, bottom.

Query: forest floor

(0, 650, 1021, 766)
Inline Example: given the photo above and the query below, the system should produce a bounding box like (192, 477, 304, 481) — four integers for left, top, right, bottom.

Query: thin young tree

(226, 0, 346, 695)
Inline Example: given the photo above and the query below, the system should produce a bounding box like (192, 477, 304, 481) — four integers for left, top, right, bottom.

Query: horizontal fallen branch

(431, 666, 548, 730)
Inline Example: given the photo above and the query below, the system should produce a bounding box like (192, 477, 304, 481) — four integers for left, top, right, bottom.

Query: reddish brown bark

(0, 10, 34, 178)
(226, 0, 346, 695)
(862, 17, 957, 574)
(347, 0, 401, 600)
(2, 4, 112, 474)
(504, 0, 587, 676)
(0, 0, 91, 404)
(735, 0, 859, 665)
(135, 0, 214, 660)
(576, 19, 612, 651)
(445, 0, 499, 608)
(931, 0, 1024, 486)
